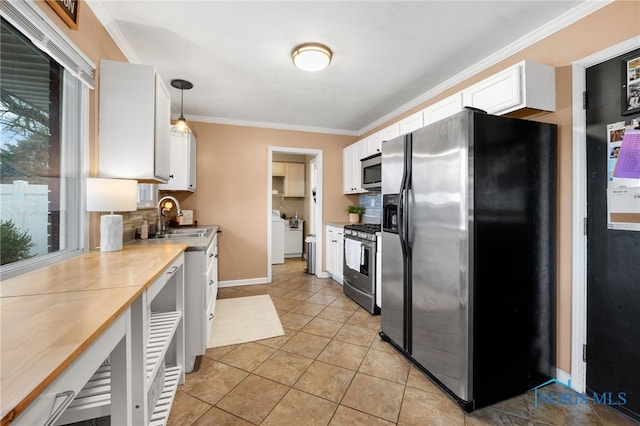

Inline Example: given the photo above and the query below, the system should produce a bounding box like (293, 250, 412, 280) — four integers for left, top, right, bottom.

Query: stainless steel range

(343, 223, 381, 314)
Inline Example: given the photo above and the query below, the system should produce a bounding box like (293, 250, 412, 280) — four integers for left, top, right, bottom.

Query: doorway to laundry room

(267, 147, 323, 283)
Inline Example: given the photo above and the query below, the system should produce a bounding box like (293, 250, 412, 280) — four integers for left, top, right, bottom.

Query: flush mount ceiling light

(171, 79, 193, 132)
(291, 43, 332, 72)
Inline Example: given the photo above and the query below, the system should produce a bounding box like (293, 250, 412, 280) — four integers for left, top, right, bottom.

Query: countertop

(325, 222, 350, 228)
(0, 244, 187, 424)
(128, 225, 220, 251)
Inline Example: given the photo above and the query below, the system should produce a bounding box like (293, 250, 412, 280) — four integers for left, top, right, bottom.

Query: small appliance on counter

(177, 209, 194, 225)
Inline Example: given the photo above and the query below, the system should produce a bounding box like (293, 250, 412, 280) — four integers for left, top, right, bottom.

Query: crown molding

(85, 0, 141, 64)
(185, 114, 358, 137)
(357, 0, 613, 136)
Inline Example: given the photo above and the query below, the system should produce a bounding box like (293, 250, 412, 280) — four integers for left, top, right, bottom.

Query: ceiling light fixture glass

(291, 43, 332, 72)
(171, 79, 194, 132)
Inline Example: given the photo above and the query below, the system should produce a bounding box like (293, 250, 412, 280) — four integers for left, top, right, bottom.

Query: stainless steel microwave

(361, 153, 382, 190)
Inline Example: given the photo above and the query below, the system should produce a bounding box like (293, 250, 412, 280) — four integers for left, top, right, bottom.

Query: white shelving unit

(53, 255, 185, 426)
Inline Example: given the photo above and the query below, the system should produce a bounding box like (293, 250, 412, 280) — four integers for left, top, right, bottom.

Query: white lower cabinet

(284, 222, 303, 258)
(325, 225, 344, 284)
(184, 233, 219, 372)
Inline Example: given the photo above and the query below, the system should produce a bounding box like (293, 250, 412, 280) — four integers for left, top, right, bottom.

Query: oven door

(343, 236, 376, 294)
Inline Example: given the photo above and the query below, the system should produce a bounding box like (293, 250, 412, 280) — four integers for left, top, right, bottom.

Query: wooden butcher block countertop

(0, 244, 187, 425)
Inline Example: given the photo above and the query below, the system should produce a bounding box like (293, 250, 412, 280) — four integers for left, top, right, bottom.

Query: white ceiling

(86, 1, 603, 136)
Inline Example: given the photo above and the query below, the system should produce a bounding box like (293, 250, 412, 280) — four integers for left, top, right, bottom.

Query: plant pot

(349, 213, 360, 224)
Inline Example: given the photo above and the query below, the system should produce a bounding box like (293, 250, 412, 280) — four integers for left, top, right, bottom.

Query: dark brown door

(585, 48, 640, 421)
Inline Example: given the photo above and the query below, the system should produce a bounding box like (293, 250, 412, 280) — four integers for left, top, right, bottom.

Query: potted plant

(346, 205, 365, 223)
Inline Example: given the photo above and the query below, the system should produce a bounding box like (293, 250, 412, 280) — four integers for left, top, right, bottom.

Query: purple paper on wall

(614, 130, 640, 179)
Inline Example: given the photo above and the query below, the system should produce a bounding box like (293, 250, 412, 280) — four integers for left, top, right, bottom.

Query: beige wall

(174, 122, 357, 283)
(37, 0, 640, 374)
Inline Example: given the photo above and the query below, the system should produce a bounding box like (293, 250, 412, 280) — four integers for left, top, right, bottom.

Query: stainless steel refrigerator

(380, 108, 556, 411)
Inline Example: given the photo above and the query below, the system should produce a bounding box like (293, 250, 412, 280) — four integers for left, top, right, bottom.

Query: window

(0, 12, 89, 279)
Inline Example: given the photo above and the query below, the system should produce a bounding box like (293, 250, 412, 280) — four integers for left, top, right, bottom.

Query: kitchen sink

(153, 228, 212, 239)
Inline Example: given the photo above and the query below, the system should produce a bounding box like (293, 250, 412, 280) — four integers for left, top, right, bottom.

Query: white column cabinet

(343, 143, 366, 194)
(159, 130, 197, 192)
(325, 225, 344, 284)
(99, 59, 171, 183)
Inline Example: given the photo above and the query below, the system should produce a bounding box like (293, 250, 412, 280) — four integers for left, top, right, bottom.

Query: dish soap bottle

(141, 218, 149, 240)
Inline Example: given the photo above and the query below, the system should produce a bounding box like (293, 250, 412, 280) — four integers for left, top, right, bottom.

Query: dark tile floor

(167, 259, 638, 425)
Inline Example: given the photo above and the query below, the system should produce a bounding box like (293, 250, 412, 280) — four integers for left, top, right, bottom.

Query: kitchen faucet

(157, 195, 183, 235)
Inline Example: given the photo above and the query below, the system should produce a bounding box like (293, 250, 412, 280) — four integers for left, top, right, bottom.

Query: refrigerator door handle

(406, 188, 414, 248)
(398, 188, 408, 255)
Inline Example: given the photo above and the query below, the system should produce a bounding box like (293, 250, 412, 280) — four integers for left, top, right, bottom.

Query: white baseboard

(556, 368, 572, 388)
(219, 277, 269, 288)
(316, 272, 331, 279)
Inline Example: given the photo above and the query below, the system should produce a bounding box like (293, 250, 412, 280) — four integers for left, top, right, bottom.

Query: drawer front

(13, 310, 128, 426)
(206, 296, 216, 338)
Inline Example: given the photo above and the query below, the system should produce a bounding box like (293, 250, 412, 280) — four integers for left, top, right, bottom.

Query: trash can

(305, 234, 316, 275)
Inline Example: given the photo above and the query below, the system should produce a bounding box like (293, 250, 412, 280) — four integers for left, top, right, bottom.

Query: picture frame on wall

(622, 54, 640, 116)
(45, 0, 79, 30)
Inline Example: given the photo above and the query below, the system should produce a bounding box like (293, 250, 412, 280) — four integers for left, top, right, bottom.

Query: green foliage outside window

(0, 219, 35, 265)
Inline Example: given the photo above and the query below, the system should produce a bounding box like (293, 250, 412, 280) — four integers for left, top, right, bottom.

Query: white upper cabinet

(362, 132, 383, 158)
(159, 129, 197, 192)
(423, 93, 464, 125)
(343, 142, 366, 194)
(99, 60, 171, 183)
(399, 111, 423, 135)
(380, 123, 401, 142)
(462, 60, 555, 115)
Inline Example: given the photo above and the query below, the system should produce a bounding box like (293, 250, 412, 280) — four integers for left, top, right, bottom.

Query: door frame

(267, 146, 323, 283)
(570, 35, 640, 392)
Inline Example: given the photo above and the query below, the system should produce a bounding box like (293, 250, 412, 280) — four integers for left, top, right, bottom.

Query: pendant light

(171, 79, 193, 132)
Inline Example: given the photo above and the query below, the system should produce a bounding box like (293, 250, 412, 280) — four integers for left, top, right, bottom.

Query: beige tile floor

(168, 259, 638, 426)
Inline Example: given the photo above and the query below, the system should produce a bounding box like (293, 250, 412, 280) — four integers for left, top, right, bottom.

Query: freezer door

(381, 135, 407, 349)
(410, 111, 472, 401)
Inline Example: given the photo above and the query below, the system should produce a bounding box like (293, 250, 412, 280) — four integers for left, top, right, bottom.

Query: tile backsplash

(359, 194, 382, 224)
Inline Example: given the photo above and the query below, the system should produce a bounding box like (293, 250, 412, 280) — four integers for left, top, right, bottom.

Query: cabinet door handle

(166, 266, 179, 276)
(209, 313, 214, 320)
(209, 253, 214, 258)
(209, 280, 214, 285)
(44, 390, 75, 426)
